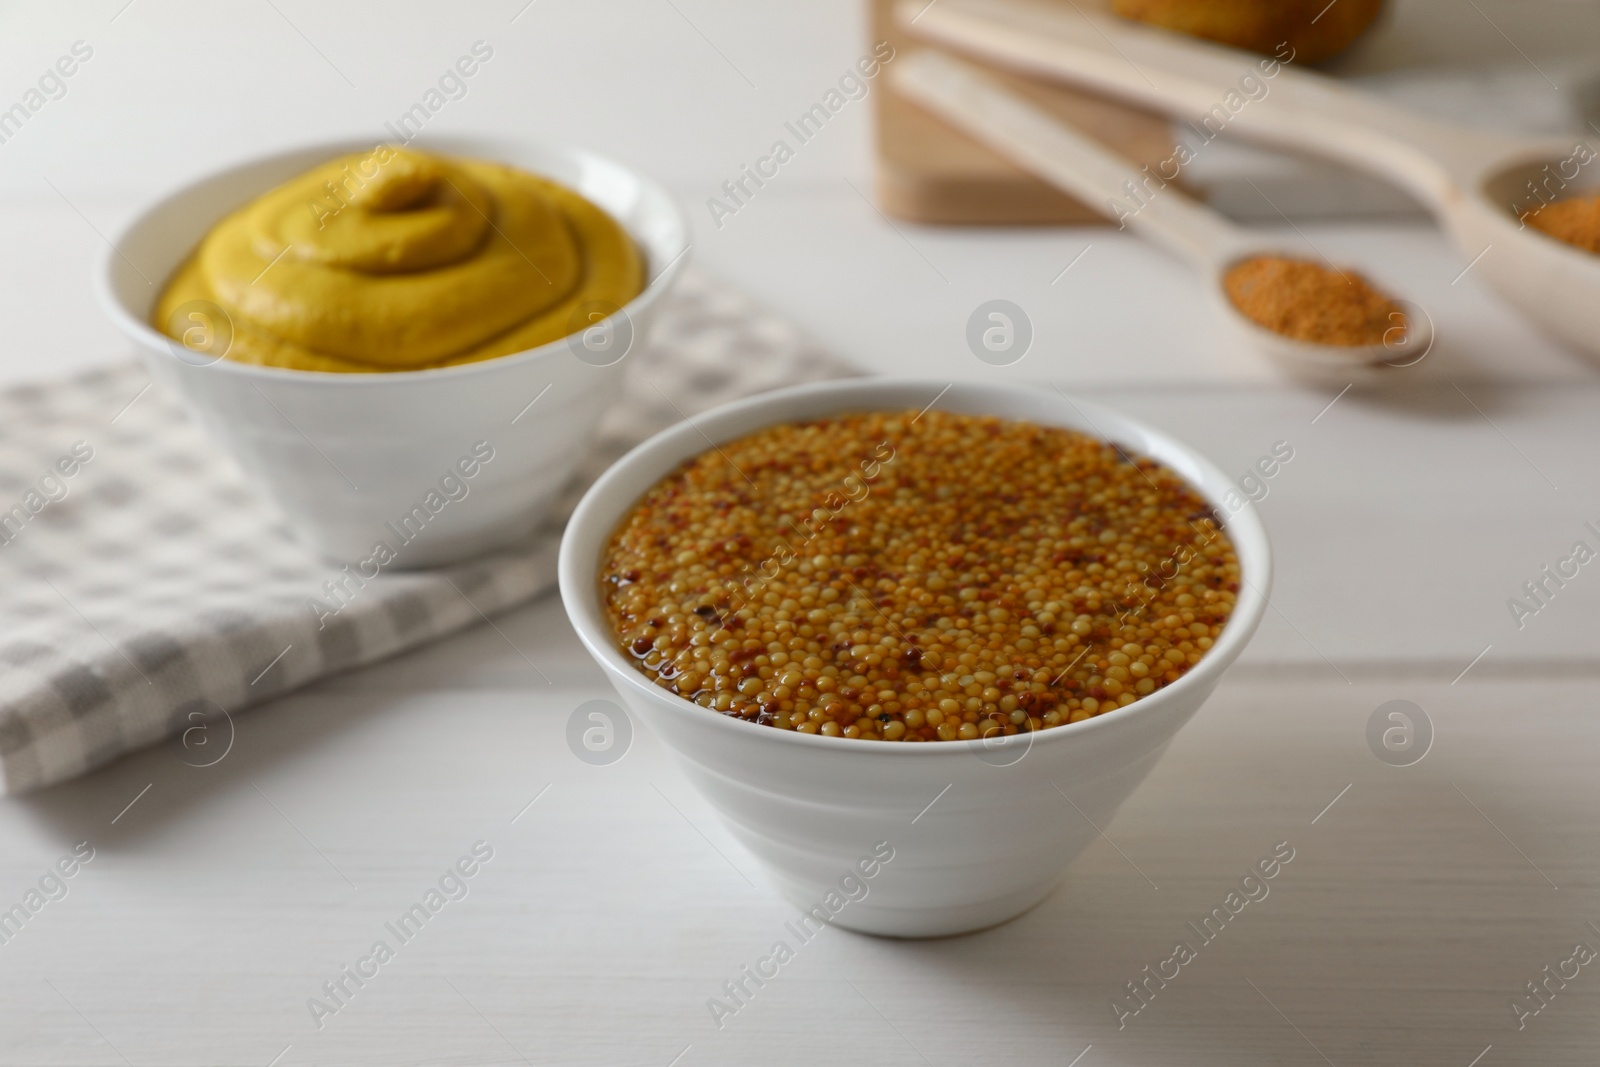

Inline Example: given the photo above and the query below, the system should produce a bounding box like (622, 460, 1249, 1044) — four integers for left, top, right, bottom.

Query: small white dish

(559, 378, 1271, 937)
(97, 136, 689, 568)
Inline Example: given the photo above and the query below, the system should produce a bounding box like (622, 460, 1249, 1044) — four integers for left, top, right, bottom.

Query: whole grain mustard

(601, 410, 1239, 741)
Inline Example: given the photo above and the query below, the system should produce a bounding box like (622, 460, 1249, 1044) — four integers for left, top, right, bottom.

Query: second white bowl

(96, 135, 689, 568)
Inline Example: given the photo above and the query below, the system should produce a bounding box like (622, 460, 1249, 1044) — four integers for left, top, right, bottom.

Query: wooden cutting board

(872, 0, 1185, 224)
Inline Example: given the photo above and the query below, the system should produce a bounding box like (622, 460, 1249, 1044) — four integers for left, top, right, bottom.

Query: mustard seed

(601, 410, 1239, 742)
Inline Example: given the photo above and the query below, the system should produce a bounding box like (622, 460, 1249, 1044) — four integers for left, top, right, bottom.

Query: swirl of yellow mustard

(154, 146, 643, 372)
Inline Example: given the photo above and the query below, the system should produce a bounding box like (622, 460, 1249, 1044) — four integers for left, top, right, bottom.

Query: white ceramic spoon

(894, 49, 1431, 382)
(898, 0, 1600, 363)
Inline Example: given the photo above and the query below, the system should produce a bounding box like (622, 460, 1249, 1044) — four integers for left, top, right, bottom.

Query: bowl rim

(93, 133, 690, 386)
(558, 376, 1273, 758)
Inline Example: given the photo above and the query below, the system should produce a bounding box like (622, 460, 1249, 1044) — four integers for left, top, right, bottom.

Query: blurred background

(4, 0, 1599, 387)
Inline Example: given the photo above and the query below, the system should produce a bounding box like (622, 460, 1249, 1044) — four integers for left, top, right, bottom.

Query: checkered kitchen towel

(0, 270, 856, 794)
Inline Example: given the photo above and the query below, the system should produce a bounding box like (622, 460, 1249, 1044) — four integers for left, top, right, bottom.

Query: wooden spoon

(897, 0, 1599, 363)
(894, 49, 1431, 382)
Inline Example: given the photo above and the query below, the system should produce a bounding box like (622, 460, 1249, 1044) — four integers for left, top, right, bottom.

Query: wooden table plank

(1, 614, 1593, 1064)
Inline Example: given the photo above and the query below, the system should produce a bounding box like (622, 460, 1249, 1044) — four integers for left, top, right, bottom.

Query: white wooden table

(2, 2, 1598, 1064)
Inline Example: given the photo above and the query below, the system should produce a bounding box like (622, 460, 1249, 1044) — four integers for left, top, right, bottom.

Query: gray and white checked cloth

(0, 270, 855, 794)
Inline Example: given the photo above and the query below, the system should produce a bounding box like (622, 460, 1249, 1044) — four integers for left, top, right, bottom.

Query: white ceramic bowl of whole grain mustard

(560, 378, 1270, 937)
(96, 136, 688, 567)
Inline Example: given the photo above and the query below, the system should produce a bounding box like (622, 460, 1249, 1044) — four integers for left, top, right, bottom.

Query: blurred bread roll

(1112, 0, 1384, 64)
